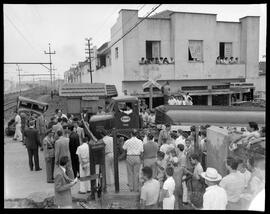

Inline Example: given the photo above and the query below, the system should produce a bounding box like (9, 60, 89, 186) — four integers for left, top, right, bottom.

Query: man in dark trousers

(69, 125, 80, 178)
(24, 120, 42, 171)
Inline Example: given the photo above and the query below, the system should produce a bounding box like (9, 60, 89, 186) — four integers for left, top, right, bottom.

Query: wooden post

(149, 84, 153, 111)
(113, 128, 119, 193)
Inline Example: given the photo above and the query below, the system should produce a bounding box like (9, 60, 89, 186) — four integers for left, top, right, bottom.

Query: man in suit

(54, 130, 74, 179)
(43, 129, 55, 183)
(24, 120, 42, 171)
(36, 114, 47, 146)
(73, 119, 85, 145)
(54, 156, 78, 208)
(68, 125, 80, 178)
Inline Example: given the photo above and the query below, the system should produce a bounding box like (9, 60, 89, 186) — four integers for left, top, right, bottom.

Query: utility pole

(85, 38, 93, 83)
(44, 43, 56, 89)
(16, 64, 22, 95)
(52, 67, 57, 88)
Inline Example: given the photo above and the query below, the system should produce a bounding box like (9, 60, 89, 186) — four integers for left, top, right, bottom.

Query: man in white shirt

(175, 129, 187, 148)
(123, 105, 133, 115)
(13, 110, 23, 142)
(140, 108, 149, 127)
(140, 166, 160, 209)
(219, 157, 245, 210)
(76, 137, 91, 194)
(148, 110, 156, 127)
(100, 129, 114, 187)
(123, 129, 143, 192)
(201, 167, 227, 210)
(248, 189, 265, 211)
(160, 166, 175, 209)
(237, 159, 251, 189)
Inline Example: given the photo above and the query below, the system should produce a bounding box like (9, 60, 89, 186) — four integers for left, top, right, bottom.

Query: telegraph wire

(4, 13, 41, 56)
(107, 4, 162, 50)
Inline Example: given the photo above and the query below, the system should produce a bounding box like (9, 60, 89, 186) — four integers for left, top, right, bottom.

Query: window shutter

(152, 41, 160, 58)
(224, 43, 232, 58)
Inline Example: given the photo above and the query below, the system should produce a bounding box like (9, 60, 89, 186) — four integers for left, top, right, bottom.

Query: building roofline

(170, 11, 217, 16)
(217, 21, 240, 24)
(239, 16, 260, 20)
(139, 17, 171, 20)
(119, 9, 138, 14)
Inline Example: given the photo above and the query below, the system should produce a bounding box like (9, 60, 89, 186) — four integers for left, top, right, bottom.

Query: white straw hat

(201, 167, 222, 182)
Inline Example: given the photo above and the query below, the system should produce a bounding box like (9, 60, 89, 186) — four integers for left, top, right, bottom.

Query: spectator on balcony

(170, 57, 175, 64)
(140, 57, 147, 64)
(220, 58, 225, 64)
(168, 96, 177, 105)
(224, 57, 229, 64)
(235, 57, 239, 64)
(216, 56, 221, 64)
(159, 57, 164, 64)
(163, 57, 170, 64)
(229, 57, 235, 64)
(149, 58, 154, 64)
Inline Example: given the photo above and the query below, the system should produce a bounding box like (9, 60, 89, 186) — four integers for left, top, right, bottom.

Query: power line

(108, 4, 162, 50)
(94, 5, 121, 38)
(109, 4, 146, 45)
(91, 4, 147, 63)
(4, 13, 41, 55)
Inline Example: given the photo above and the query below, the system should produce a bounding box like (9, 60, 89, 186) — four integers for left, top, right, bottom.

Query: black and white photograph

(4, 3, 266, 210)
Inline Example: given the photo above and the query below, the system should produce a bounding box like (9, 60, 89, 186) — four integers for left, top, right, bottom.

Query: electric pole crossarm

(44, 43, 56, 88)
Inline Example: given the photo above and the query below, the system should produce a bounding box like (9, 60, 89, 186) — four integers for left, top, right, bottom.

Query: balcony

(175, 63, 246, 80)
(213, 64, 246, 79)
(133, 63, 175, 80)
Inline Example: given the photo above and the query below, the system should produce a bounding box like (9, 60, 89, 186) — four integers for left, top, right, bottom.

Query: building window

(188, 40, 203, 61)
(146, 41, 161, 60)
(212, 85, 230, 90)
(219, 42, 232, 59)
(181, 86, 208, 91)
(115, 47, 118, 59)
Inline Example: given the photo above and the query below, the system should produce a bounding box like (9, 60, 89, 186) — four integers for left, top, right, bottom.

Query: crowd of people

(168, 94, 193, 106)
(11, 103, 265, 210)
(139, 57, 175, 65)
(216, 56, 239, 64)
(121, 122, 265, 210)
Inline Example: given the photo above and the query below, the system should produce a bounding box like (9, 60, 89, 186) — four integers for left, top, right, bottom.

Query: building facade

(68, 9, 261, 106)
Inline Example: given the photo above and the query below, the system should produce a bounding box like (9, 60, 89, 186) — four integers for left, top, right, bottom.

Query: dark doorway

(219, 43, 225, 59)
(146, 41, 152, 59)
(212, 94, 229, 106)
(191, 95, 208, 105)
(142, 97, 164, 109)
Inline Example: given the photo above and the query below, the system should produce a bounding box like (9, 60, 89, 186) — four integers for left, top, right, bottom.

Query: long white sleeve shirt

(203, 185, 227, 210)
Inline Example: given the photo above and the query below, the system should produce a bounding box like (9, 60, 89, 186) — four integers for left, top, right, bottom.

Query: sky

(4, 4, 267, 82)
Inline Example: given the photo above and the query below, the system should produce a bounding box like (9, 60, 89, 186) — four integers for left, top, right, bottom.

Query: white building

(69, 9, 262, 106)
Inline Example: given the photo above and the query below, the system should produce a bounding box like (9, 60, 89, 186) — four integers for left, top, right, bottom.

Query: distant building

(73, 9, 261, 106)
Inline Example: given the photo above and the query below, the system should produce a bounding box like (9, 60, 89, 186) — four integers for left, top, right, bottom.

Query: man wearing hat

(43, 129, 55, 183)
(96, 106, 105, 115)
(201, 167, 227, 210)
